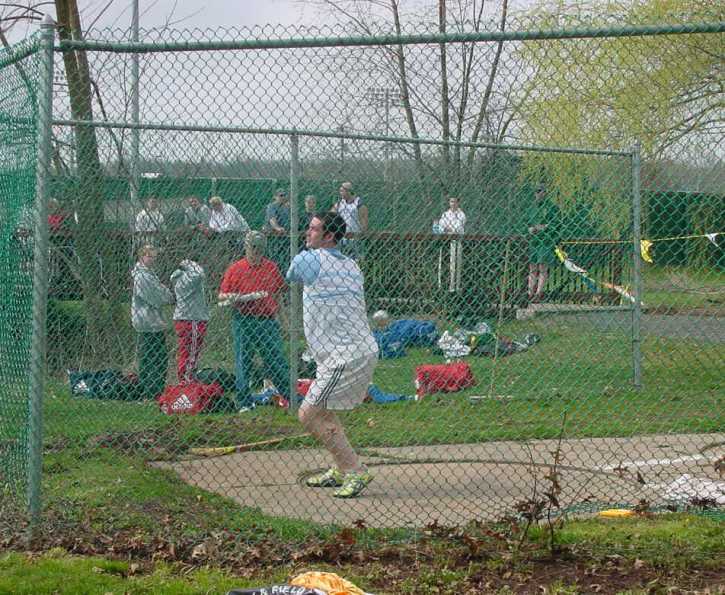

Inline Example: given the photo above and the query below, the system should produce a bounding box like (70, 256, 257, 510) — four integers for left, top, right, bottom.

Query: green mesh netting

(0, 37, 40, 505)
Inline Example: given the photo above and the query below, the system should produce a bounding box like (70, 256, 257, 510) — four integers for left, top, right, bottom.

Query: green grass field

(642, 265, 724, 311)
(40, 313, 723, 455)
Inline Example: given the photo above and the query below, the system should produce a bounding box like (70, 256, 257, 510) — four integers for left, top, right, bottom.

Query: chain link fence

(1, 13, 723, 532)
(0, 35, 42, 513)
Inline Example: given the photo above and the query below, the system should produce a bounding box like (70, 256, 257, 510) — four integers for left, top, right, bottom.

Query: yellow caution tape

(640, 239, 654, 263)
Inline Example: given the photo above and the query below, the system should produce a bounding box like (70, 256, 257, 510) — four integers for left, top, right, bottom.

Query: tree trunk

(465, 0, 509, 179)
(453, 0, 486, 194)
(390, 0, 426, 192)
(438, 0, 450, 195)
(55, 0, 113, 364)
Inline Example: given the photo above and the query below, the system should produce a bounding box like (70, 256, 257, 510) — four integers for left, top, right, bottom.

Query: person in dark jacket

(131, 245, 173, 398)
(527, 185, 560, 303)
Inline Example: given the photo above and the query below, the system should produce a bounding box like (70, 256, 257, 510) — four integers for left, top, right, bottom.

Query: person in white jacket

(208, 196, 249, 234)
(171, 259, 210, 383)
(437, 197, 466, 292)
(131, 245, 173, 398)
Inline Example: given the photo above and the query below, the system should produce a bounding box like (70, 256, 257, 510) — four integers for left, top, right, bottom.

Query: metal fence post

(129, 0, 140, 207)
(631, 140, 643, 390)
(27, 14, 55, 533)
(288, 132, 301, 412)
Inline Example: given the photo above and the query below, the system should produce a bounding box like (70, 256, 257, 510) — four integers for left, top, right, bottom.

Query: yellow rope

(561, 231, 722, 246)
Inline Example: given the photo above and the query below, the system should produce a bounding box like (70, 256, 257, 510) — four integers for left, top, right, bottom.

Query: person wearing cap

(218, 231, 290, 411)
(331, 181, 368, 260)
(265, 189, 292, 272)
(265, 189, 291, 234)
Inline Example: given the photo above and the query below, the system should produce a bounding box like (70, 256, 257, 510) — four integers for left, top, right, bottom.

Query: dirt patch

(3, 509, 724, 594)
(84, 418, 301, 459)
(465, 557, 725, 594)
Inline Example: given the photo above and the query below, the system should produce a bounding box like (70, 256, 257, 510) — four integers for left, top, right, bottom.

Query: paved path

(568, 312, 725, 343)
(157, 432, 724, 528)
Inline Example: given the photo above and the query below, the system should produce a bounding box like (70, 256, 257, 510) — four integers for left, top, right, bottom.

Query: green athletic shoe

(306, 467, 344, 488)
(333, 471, 373, 498)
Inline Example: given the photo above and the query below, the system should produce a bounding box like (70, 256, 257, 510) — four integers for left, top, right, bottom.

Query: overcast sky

(4, 0, 535, 42)
(4, 0, 325, 43)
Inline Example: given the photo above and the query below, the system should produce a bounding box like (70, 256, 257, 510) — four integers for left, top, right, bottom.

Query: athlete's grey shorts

(304, 354, 377, 411)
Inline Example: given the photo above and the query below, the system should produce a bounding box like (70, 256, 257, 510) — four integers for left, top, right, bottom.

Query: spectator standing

(265, 189, 290, 234)
(218, 231, 290, 411)
(171, 259, 210, 383)
(303, 195, 317, 230)
(135, 197, 165, 232)
(134, 198, 165, 252)
(47, 198, 72, 233)
(131, 245, 173, 399)
(208, 195, 250, 266)
(265, 189, 291, 272)
(527, 185, 560, 303)
(47, 198, 77, 297)
(331, 181, 368, 260)
(183, 195, 211, 230)
(438, 197, 466, 292)
(298, 194, 318, 251)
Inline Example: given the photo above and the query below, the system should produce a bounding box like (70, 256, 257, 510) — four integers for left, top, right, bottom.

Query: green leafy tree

(516, 0, 722, 237)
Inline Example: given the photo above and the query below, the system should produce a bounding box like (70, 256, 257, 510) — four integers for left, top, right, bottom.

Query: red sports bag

(158, 382, 224, 415)
(415, 362, 475, 398)
(296, 378, 313, 397)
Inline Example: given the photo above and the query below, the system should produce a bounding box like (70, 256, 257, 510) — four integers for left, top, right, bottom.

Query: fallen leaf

(191, 543, 207, 559)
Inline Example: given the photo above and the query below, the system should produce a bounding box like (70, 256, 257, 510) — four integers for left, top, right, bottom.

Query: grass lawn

(39, 314, 723, 454)
(642, 265, 724, 311)
(2, 511, 723, 594)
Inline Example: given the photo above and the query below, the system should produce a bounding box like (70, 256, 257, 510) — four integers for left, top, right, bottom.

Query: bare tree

(53, 0, 118, 363)
(303, 0, 518, 196)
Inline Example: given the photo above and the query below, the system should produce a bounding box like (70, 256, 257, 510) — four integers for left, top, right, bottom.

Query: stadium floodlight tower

(363, 86, 403, 183)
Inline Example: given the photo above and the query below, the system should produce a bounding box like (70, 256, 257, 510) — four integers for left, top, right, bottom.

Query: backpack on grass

(157, 382, 224, 415)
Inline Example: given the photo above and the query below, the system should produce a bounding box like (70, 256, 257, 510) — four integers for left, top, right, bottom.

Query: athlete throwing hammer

(286, 212, 379, 498)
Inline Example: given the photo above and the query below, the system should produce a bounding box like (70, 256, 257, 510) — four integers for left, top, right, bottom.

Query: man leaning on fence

(207, 195, 250, 267)
(132, 245, 173, 400)
(218, 231, 290, 412)
(287, 212, 379, 498)
(183, 195, 211, 231)
(208, 195, 249, 236)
